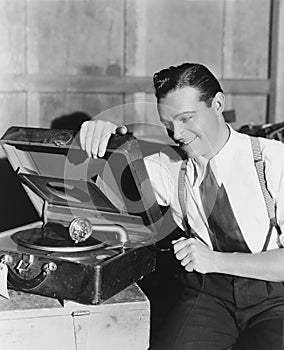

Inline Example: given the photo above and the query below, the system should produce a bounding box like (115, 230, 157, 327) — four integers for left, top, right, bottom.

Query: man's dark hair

(153, 63, 223, 107)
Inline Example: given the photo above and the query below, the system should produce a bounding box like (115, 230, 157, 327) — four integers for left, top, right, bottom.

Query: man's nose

(172, 121, 184, 142)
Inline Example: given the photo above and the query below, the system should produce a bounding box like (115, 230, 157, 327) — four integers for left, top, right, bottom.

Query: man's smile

(181, 135, 198, 145)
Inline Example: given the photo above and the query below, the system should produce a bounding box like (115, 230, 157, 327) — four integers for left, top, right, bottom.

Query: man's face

(158, 86, 223, 159)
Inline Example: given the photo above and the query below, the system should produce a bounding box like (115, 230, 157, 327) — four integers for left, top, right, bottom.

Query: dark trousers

(150, 272, 284, 350)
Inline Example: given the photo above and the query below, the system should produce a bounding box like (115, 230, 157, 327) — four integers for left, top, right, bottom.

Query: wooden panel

(0, 316, 76, 350)
(0, 75, 153, 93)
(0, 74, 271, 94)
(123, 0, 147, 128)
(223, 0, 270, 78)
(273, 0, 284, 123)
(124, 93, 146, 133)
(0, 94, 26, 133)
(0, 93, 26, 156)
(123, 93, 163, 137)
(0, 0, 26, 74)
(221, 79, 270, 94)
(268, 0, 280, 123)
(27, 93, 124, 128)
(125, 0, 146, 76)
(226, 95, 267, 130)
(84, 309, 150, 350)
(138, 93, 165, 137)
(27, 0, 124, 75)
(141, 0, 224, 76)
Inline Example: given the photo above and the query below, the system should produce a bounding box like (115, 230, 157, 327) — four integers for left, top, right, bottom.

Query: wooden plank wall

(0, 0, 125, 139)
(0, 0, 282, 231)
(0, 0, 280, 144)
(223, 0, 270, 129)
(26, 0, 125, 127)
(132, 0, 271, 134)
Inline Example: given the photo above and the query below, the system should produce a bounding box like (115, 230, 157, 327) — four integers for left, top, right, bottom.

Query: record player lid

(0, 126, 163, 234)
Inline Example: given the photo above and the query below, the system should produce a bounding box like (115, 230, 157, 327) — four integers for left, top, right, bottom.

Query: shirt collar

(186, 124, 241, 186)
(211, 124, 238, 159)
(209, 124, 241, 181)
(187, 157, 208, 186)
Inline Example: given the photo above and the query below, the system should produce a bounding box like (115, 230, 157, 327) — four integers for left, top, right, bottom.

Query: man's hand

(79, 120, 128, 158)
(172, 237, 217, 274)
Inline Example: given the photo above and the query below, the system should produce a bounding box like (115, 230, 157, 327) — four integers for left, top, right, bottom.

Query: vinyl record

(12, 223, 106, 252)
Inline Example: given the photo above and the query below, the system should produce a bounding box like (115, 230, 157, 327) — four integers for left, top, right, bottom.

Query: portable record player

(0, 126, 162, 304)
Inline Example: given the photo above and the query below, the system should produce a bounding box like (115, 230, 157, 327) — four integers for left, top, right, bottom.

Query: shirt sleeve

(144, 153, 174, 207)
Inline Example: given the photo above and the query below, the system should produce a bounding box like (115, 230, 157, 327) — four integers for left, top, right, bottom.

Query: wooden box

(0, 284, 150, 350)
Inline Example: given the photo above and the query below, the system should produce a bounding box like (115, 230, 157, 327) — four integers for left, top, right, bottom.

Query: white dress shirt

(144, 125, 284, 253)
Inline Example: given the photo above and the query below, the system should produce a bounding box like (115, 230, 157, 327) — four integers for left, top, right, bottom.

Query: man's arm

(173, 237, 284, 282)
(215, 247, 284, 282)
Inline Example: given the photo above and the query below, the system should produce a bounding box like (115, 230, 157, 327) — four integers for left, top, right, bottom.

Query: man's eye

(180, 116, 193, 123)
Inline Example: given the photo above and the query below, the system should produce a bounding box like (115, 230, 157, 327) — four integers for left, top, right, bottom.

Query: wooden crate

(0, 284, 150, 350)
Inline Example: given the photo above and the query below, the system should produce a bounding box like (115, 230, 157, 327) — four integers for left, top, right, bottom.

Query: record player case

(0, 126, 162, 305)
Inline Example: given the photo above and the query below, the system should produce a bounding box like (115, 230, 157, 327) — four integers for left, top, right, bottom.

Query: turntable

(0, 126, 162, 304)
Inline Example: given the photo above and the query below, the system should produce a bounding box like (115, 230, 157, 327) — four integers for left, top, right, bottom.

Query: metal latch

(16, 254, 34, 274)
(0, 254, 13, 266)
(51, 131, 73, 146)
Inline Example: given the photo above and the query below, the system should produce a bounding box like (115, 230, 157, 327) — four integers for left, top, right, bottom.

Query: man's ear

(212, 92, 225, 115)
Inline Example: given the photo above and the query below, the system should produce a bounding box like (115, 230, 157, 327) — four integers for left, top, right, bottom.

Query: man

(80, 63, 284, 349)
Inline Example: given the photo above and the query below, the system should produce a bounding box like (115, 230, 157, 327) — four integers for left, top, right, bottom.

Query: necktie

(199, 162, 250, 253)
(178, 160, 208, 246)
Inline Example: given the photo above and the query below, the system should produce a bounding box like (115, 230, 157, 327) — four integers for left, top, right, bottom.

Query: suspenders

(178, 136, 282, 251)
(250, 137, 282, 250)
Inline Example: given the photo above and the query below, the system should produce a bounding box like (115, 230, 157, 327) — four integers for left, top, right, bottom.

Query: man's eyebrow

(173, 111, 197, 119)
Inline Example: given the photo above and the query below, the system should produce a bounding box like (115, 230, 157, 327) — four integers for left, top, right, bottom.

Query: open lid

(0, 126, 163, 236)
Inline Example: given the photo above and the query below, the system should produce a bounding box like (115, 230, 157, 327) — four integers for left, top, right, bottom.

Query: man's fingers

(97, 125, 128, 156)
(175, 247, 189, 261)
(172, 237, 187, 244)
(180, 254, 191, 267)
(172, 237, 187, 252)
(79, 120, 90, 152)
(79, 120, 128, 158)
(97, 130, 112, 158)
(185, 262, 194, 272)
(96, 121, 121, 157)
(86, 122, 102, 158)
(80, 120, 119, 158)
(83, 121, 97, 157)
(172, 237, 194, 253)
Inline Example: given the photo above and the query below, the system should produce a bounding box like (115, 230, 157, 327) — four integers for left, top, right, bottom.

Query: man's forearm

(214, 248, 284, 282)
